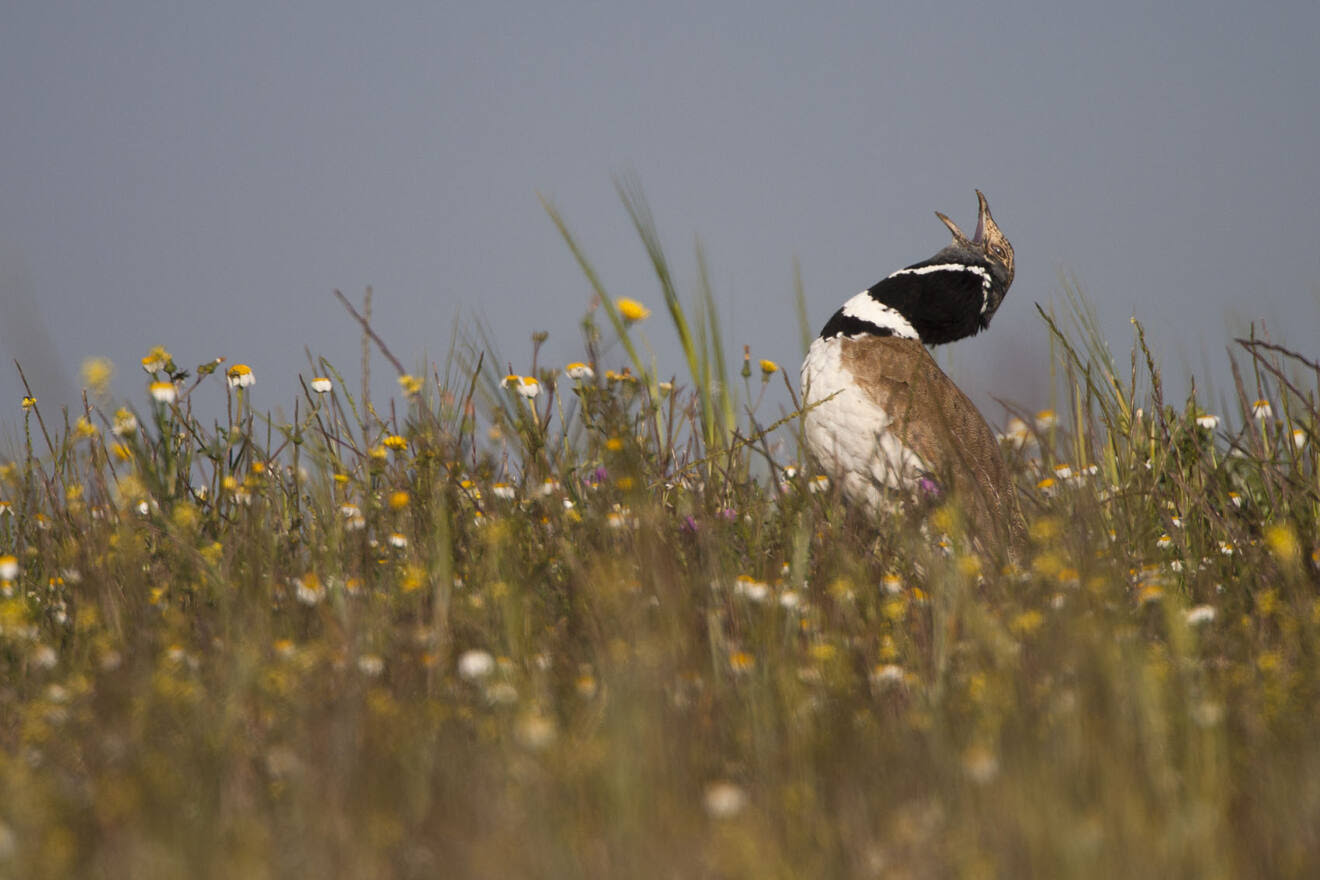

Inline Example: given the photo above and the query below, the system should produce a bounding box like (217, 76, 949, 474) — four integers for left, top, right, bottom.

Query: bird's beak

(935, 211, 969, 246)
(973, 189, 998, 246)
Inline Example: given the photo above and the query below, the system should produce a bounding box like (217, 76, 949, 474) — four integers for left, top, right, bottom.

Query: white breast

(800, 336, 925, 510)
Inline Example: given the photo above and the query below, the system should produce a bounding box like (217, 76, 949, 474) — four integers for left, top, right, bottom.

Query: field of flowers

(2, 201, 1318, 878)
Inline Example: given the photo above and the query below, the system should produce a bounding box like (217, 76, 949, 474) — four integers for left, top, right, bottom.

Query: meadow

(1, 195, 1318, 878)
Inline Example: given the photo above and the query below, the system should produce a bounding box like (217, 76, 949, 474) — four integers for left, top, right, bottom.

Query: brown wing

(840, 336, 1027, 560)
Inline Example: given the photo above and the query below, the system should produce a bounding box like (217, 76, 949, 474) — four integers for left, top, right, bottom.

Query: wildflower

(388, 532, 408, 549)
(81, 357, 114, 394)
(1185, 605, 1216, 626)
(703, 781, 748, 819)
(501, 374, 540, 398)
(340, 503, 365, 530)
(1007, 608, 1045, 637)
(515, 711, 557, 751)
(388, 490, 410, 510)
(226, 364, 256, 388)
(616, 297, 651, 323)
(357, 654, 385, 677)
(141, 346, 171, 373)
(1035, 409, 1057, 430)
(729, 650, 756, 673)
(112, 409, 138, 435)
(458, 649, 496, 681)
(1228, 491, 1242, 508)
(1132, 580, 1163, 604)
(0, 555, 17, 582)
(808, 475, 830, 493)
(21, 396, 36, 410)
(383, 434, 407, 452)
(149, 381, 177, 404)
(1266, 523, 1301, 566)
(1251, 399, 1272, 420)
(310, 377, 332, 393)
(1053, 463, 1073, 481)
(733, 575, 770, 603)
(31, 644, 58, 670)
(538, 479, 561, 497)
(881, 573, 903, 595)
(1157, 534, 1173, 550)
(575, 670, 599, 698)
(998, 416, 1031, 448)
(870, 664, 906, 686)
(1293, 428, 1308, 450)
(293, 573, 324, 606)
(1218, 541, 1235, 556)
(492, 482, 516, 500)
(398, 374, 424, 395)
(1036, 476, 1056, 495)
(74, 417, 98, 439)
(759, 359, 779, 378)
(1195, 413, 1220, 430)
(565, 362, 595, 381)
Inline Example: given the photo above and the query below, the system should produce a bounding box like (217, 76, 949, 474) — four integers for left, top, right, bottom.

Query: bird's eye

(992, 245, 1005, 257)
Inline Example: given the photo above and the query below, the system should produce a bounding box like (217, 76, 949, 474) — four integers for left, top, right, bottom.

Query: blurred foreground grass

(2, 200, 1319, 878)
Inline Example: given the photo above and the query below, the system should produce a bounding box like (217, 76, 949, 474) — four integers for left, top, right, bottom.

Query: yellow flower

(310, 377, 332, 394)
(759, 359, 779, 377)
(141, 346, 171, 373)
(81, 357, 114, 394)
(398, 374, 424, 395)
(0, 555, 17, 581)
(1266, 524, 1300, 567)
(226, 364, 255, 388)
(21, 396, 36, 410)
(616, 297, 651, 322)
(149, 381, 177, 404)
(389, 490, 410, 509)
(112, 409, 138, 436)
(729, 650, 756, 673)
(383, 434, 408, 451)
(565, 362, 594, 381)
(1034, 409, 1057, 430)
(500, 374, 540, 399)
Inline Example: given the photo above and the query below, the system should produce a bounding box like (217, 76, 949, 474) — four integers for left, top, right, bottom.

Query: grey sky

(3, 2, 1318, 443)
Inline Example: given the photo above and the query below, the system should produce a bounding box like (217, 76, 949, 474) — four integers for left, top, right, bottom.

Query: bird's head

(934, 189, 1014, 294)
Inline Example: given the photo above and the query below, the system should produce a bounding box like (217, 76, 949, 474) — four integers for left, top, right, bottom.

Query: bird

(800, 190, 1027, 559)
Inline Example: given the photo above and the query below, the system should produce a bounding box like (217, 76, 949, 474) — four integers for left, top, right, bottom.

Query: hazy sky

(3, 2, 1318, 443)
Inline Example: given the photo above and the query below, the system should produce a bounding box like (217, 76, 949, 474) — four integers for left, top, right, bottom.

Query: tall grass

(0, 193, 1317, 878)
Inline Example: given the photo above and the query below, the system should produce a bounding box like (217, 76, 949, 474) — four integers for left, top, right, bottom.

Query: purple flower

(918, 477, 942, 499)
(680, 515, 699, 533)
(719, 508, 737, 522)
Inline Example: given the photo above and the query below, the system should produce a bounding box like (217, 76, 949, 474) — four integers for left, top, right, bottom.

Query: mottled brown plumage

(838, 334, 1027, 559)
